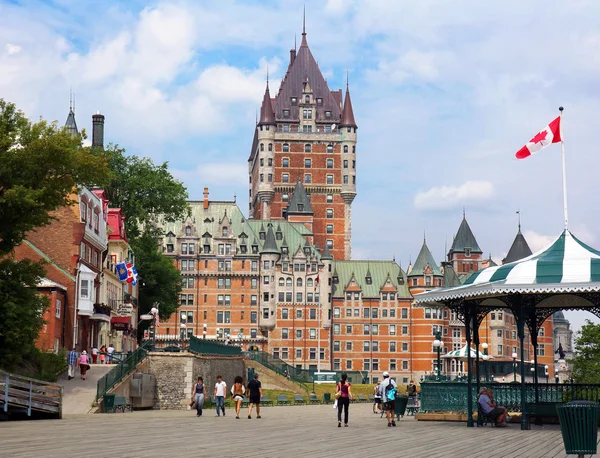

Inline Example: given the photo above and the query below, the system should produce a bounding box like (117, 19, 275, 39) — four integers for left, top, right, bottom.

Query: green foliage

(102, 144, 189, 240)
(571, 320, 600, 383)
(0, 258, 49, 369)
(0, 99, 110, 256)
(132, 231, 181, 322)
(18, 348, 68, 382)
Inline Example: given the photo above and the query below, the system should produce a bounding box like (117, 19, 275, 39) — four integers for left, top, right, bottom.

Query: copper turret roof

(258, 82, 276, 126)
(340, 86, 357, 128)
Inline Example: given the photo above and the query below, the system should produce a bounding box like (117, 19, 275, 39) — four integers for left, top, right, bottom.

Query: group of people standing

(66, 344, 115, 381)
(191, 373, 263, 420)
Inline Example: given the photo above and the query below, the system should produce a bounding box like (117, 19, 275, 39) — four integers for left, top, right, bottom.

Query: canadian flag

(515, 116, 561, 159)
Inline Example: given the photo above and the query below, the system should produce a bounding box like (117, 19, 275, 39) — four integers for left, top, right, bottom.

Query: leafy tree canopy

(102, 145, 189, 240)
(571, 320, 600, 383)
(0, 100, 110, 256)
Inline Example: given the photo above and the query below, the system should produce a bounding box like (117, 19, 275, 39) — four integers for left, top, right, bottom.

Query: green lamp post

(482, 342, 489, 382)
(432, 332, 442, 379)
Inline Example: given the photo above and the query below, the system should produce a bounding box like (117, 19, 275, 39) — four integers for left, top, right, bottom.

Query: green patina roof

(287, 178, 313, 214)
(442, 263, 462, 288)
(450, 216, 482, 254)
(261, 222, 279, 254)
(332, 260, 410, 298)
(409, 241, 442, 277)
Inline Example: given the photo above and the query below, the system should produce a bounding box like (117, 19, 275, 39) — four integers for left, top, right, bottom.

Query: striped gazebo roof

(442, 345, 485, 360)
(414, 230, 600, 305)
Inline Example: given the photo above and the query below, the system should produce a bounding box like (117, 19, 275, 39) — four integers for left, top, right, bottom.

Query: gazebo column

(516, 302, 529, 430)
(531, 320, 540, 419)
(473, 318, 481, 399)
(464, 307, 474, 427)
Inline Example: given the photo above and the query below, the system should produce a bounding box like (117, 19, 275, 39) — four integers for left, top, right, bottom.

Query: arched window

(305, 95, 310, 103)
(283, 143, 289, 152)
(268, 143, 273, 152)
(352, 146, 356, 153)
(286, 278, 292, 287)
(304, 144, 311, 153)
(344, 145, 348, 153)
(222, 227, 228, 237)
(185, 226, 191, 236)
(260, 143, 264, 151)
(279, 278, 285, 286)
(296, 278, 303, 287)
(307, 278, 313, 288)
(80, 196, 88, 222)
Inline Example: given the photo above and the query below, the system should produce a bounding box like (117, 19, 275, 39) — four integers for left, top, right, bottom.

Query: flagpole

(559, 106, 568, 230)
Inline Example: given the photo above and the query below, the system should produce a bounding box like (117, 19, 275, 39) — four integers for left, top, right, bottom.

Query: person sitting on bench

(478, 388, 507, 426)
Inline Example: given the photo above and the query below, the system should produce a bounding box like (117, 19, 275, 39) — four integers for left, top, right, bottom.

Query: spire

(286, 177, 313, 214)
(503, 228, 533, 265)
(321, 241, 333, 260)
(340, 78, 357, 128)
(517, 209, 521, 232)
(258, 82, 276, 125)
(261, 223, 279, 254)
(409, 239, 442, 277)
(65, 90, 79, 137)
(300, 5, 308, 47)
(449, 214, 482, 254)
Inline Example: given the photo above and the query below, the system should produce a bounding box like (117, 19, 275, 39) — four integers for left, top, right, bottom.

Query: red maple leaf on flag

(530, 129, 548, 144)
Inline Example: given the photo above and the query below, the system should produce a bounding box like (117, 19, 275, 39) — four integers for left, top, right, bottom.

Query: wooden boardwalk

(0, 404, 589, 457)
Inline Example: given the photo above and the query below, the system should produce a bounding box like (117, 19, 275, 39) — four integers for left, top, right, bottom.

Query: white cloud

(523, 231, 555, 253)
(173, 163, 248, 188)
(5, 44, 21, 55)
(367, 50, 454, 84)
(414, 181, 495, 211)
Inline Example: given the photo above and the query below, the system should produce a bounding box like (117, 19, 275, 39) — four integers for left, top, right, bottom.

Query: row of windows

(334, 307, 409, 319)
(276, 292, 321, 303)
(345, 292, 398, 301)
(80, 243, 101, 270)
(282, 193, 335, 203)
(332, 341, 410, 353)
(280, 308, 319, 320)
(411, 277, 443, 287)
(179, 294, 259, 306)
(280, 144, 356, 154)
(273, 347, 326, 361)
(278, 158, 356, 169)
(79, 196, 101, 233)
(335, 359, 408, 372)
(333, 324, 407, 336)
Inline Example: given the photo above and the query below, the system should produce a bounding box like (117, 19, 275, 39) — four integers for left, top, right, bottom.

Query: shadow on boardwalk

(0, 404, 580, 458)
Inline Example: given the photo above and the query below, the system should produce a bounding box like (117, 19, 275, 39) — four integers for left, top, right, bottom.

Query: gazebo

(414, 229, 600, 430)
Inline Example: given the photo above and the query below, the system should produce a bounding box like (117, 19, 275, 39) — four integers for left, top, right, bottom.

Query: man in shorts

(380, 371, 397, 427)
(478, 388, 507, 426)
(373, 381, 382, 414)
(247, 373, 262, 419)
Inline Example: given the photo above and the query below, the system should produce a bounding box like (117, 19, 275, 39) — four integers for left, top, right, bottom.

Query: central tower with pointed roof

(248, 15, 357, 261)
(447, 212, 484, 275)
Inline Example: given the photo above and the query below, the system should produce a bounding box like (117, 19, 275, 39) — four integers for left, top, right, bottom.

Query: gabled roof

(332, 260, 410, 298)
(274, 31, 342, 122)
(409, 241, 442, 277)
(503, 229, 532, 264)
(449, 216, 482, 254)
(287, 178, 313, 214)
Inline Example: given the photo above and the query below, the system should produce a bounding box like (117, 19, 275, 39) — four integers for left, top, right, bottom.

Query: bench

(241, 397, 250, 407)
(260, 395, 273, 406)
(357, 394, 367, 403)
(277, 395, 291, 405)
(527, 402, 560, 425)
(293, 394, 306, 405)
(368, 394, 375, 403)
(476, 401, 496, 427)
(112, 396, 133, 413)
(309, 394, 321, 404)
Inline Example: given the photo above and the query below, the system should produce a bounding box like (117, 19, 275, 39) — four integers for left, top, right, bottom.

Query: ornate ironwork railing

(420, 382, 600, 413)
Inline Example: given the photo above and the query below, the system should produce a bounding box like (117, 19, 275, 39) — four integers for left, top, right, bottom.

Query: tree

(0, 99, 110, 368)
(102, 145, 189, 240)
(571, 320, 600, 383)
(132, 232, 181, 321)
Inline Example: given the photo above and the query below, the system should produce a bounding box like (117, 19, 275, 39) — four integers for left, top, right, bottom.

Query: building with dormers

(248, 25, 357, 261)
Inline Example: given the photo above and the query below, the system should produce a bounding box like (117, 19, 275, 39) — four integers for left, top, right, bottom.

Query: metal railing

(1, 370, 63, 418)
(95, 342, 150, 402)
(419, 381, 600, 413)
(188, 335, 241, 356)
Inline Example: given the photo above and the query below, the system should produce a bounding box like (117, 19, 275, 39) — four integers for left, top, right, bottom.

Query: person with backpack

(335, 373, 352, 427)
(380, 371, 397, 427)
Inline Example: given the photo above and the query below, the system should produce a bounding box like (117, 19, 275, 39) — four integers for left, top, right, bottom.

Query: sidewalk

(58, 364, 113, 415)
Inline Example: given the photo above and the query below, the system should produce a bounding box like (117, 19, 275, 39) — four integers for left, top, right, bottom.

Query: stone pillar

(341, 194, 355, 260)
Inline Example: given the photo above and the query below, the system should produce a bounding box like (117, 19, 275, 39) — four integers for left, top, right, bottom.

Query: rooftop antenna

(463, 206, 466, 219)
(516, 209, 521, 232)
(266, 65, 269, 84)
(423, 229, 426, 243)
(346, 70, 349, 90)
(302, 4, 306, 36)
(69, 88, 73, 111)
(233, 193, 237, 203)
(294, 34, 297, 51)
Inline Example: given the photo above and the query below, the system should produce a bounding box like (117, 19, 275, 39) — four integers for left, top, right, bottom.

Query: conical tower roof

(258, 82, 276, 126)
(261, 222, 279, 254)
(409, 240, 442, 276)
(287, 178, 313, 214)
(449, 215, 482, 254)
(339, 85, 357, 128)
(503, 229, 532, 264)
(442, 262, 462, 287)
(65, 108, 78, 137)
(321, 242, 333, 260)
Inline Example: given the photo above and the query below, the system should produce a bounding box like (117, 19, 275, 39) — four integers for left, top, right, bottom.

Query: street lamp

(432, 332, 442, 379)
(180, 323, 186, 348)
(216, 327, 220, 339)
(150, 305, 159, 347)
(530, 359, 535, 381)
(482, 343, 489, 382)
(544, 365, 549, 383)
(512, 352, 518, 383)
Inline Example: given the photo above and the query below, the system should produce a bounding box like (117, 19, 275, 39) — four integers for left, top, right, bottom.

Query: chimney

(92, 111, 105, 148)
(290, 49, 296, 65)
(203, 187, 209, 210)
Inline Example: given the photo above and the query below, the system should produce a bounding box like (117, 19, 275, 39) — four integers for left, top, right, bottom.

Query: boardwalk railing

(420, 381, 600, 413)
(188, 336, 241, 356)
(0, 370, 63, 418)
(95, 342, 150, 402)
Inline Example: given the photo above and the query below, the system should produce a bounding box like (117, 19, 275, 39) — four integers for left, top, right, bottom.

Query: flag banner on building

(515, 116, 561, 159)
(116, 262, 129, 282)
(126, 264, 138, 285)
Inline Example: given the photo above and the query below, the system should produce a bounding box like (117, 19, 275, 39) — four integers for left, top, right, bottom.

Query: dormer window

(291, 97, 297, 104)
(317, 98, 323, 105)
(276, 231, 283, 240)
(259, 231, 266, 240)
(366, 276, 372, 285)
(325, 111, 331, 119)
(465, 248, 471, 257)
(222, 227, 228, 237)
(283, 109, 290, 118)
(305, 95, 310, 103)
(298, 204, 304, 211)
(185, 226, 191, 236)
(398, 276, 404, 285)
(304, 247, 311, 256)
(252, 244, 259, 254)
(282, 246, 288, 254)
(203, 244, 210, 253)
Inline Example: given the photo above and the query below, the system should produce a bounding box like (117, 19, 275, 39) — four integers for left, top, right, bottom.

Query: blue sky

(2, 0, 600, 335)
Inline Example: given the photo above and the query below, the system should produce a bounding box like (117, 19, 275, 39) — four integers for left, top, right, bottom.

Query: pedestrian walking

(67, 348, 78, 380)
(99, 345, 106, 364)
(230, 375, 245, 419)
(247, 373, 262, 419)
(107, 343, 114, 364)
(91, 346, 98, 364)
(214, 375, 227, 417)
(336, 373, 352, 427)
(373, 380, 382, 414)
(78, 350, 90, 380)
(380, 372, 397, 427)
(191, 376, 207, 416)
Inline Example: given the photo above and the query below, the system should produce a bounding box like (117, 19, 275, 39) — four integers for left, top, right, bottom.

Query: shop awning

(111, 316, 131, 330)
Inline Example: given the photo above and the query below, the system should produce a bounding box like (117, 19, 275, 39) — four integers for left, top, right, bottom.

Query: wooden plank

(2, 378, 62, 393)
(2, 387, 60, 405)
(1, 394, 59, 413)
